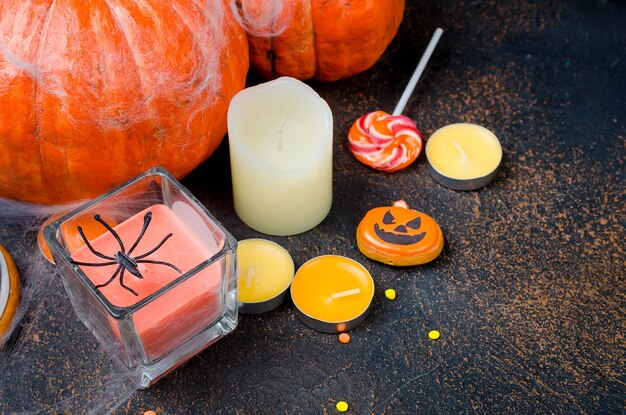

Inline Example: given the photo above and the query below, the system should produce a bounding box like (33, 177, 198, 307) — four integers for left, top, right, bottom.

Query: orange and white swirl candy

(348, 111, 423, 172)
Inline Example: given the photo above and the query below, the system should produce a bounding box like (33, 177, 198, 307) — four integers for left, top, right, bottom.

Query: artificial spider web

(70, 212, 182, 296)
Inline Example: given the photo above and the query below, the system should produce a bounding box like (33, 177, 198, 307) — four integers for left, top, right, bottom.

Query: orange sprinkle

(143, 411, 157, 415)
(338, 333, 351, 344)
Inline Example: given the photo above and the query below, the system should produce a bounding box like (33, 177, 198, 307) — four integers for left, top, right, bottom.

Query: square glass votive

(43, 167, 238, 387)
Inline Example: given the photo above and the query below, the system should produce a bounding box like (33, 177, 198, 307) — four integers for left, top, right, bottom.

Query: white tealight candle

(228, 77, 333, 236)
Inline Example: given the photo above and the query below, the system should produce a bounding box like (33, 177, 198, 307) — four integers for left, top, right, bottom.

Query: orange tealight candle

(290, 255, 375, 333)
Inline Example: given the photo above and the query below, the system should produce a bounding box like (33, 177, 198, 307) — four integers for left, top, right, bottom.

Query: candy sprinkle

(384, 288, 396, 300)
(338, 333, 351, 344)
(143, 411, 157, 415)
(428, 330, 440, 340)
(336, 401, 349, 412)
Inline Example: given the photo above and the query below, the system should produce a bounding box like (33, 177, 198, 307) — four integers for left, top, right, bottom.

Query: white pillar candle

(228, 77, 333, 236)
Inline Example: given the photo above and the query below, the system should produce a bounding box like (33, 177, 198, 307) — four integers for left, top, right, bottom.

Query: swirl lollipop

(348, 28, 443, 172)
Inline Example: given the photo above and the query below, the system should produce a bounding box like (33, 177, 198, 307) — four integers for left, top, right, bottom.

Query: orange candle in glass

(290, 255, 375, 333)
(71, 204, 223, 360)
(44, 167, 239, 387)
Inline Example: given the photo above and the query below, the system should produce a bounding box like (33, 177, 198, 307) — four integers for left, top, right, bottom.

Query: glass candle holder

(43, 167, 238, 388)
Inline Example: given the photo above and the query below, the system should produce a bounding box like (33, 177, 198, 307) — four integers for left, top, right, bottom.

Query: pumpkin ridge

(33, 71, 44, 197)
(270, 28, 276, 79)
(309, 0, 317, 80)
(102, 1, 149, 105)
(36, 0, 60, 198)
(101, 1, 152, 175)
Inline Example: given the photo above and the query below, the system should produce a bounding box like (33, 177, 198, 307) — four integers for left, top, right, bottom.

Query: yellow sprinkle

(428, 330, 440, 340)
(384, 288, 396, 300)
(336, 401, 349, 412)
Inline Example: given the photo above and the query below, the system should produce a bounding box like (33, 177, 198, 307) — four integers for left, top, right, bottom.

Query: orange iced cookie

(356, 200, 443, 266)
(348, 111, 423, 172)
(0, 243, 20, 336)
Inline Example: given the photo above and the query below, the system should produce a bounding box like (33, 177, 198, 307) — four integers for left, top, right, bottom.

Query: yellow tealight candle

(426, 123, 502, 190)
(290, 255, 375, 333)
(237, 239, 294, 314)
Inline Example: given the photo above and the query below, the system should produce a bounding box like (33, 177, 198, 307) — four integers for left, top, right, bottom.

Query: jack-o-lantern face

(375, 209, 426, 245)
(357, 202, 444, 266)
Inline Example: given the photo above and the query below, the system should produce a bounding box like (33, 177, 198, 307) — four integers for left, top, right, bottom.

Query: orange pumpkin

(356, 200, 443, 266)
(0, 1, 248, 204)
(242, 0, 405, 82)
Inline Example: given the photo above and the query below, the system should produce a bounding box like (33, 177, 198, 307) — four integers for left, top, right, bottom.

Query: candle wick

(245, 268, 255, 289)
(452, 140, 468, 159)
(331, 288, 361, 300)
(276, 115, 288, 151)
(260, 115, 289, 151)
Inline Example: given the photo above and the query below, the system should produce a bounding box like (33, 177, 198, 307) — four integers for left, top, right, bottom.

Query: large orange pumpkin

(242, 0, 405, 82)
(0, 0, 248, 204)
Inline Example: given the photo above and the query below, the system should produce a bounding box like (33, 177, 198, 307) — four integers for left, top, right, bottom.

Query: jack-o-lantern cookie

(356, 200, 443, 266)
(0, 243, 20, 337)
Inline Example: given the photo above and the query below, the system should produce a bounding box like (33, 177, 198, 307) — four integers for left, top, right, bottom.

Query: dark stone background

(1, 0, 624, 413)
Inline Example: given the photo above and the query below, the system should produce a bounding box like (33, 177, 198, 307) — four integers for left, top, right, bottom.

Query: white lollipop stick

(392, 27, 444, 116)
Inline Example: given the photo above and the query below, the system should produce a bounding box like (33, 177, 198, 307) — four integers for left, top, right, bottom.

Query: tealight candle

(290, 255, 375, 333)
(237, 239, 294, 314)
(0, 244, 20, 336)
(425, 123, 502, 190)
(228, 77, 333, 236)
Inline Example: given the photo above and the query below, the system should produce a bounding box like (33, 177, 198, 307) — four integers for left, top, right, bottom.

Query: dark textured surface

(1, 0, 625, 413)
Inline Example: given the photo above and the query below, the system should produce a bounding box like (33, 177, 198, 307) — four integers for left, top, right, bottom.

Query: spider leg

(127, 211, 152, 255)
(94, 214, 125, 253)
(71, 260, 118, 267)
(76, 226, 115, 260)
(118, 268, 139, 296)
(136, 259, 182, 273)
(135, 233, 174, 259)
(94, 265, 122, 290)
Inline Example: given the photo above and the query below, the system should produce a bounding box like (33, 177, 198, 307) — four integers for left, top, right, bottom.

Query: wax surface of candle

(71, 204, 222, 359)
(228, 77, 333, 236)
(0, 243, 20, 336)
(237, 239, 294, 303)
(426, 123, 502, 179)
(0, 251, 9, 320)
(291, 256, 374, 323)
(0, 248, 11, 326)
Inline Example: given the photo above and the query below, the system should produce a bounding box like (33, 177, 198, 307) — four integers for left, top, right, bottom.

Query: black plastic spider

(70, 212, 182, 296)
